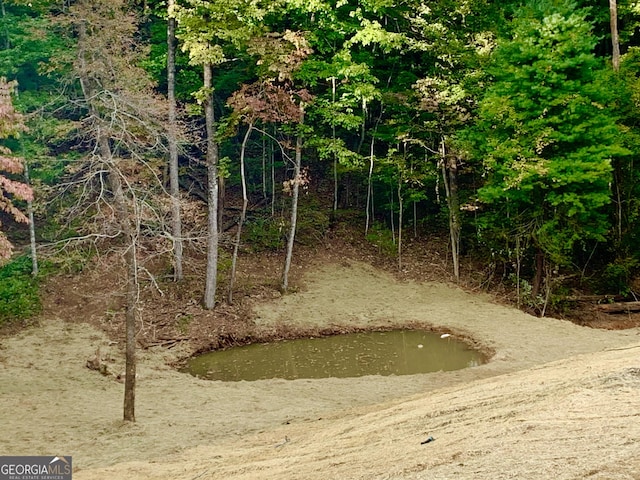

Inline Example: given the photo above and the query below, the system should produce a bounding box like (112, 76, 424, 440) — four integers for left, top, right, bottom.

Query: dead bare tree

(59, 0, 172, 422)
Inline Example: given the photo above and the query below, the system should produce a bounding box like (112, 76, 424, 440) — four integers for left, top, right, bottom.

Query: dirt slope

(1, 260, 639, 479)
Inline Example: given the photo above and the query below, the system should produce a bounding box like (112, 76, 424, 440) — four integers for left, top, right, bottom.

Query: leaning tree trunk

(167, 0, 183, 281)
(282, 110, 304, 293)
(203, 62, 219, 309)
(228, 124, 252, 304)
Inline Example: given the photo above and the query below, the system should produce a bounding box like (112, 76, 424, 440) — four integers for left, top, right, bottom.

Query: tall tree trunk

(331, 77, 338, 211)
(365, 134, 375, 236)
(364, 109, 383, 236)
(24, 161, 38, 276)
(441, 138, 460, 282)
(531, 249, 545, 300)
(228, 124, 252, 304)
(612, 166, 623, 243)
(167, 0, 183, 281)
(271, 127, 276, 216)
(515, 235, 522, 309)
(1, 0, 9, 50)
(203, 62, 219, 309)
(218, 175, 225, 233)
(106, 159, 138, 423)
(262, 130, 267, 200)
(397, 175, 403, 270)
(540, 261, 553, 318)
(282, 109, 304, 293)
(610, 0, 620, 72)
(413, 201, 417, 239)
(389, 187, 395, 243)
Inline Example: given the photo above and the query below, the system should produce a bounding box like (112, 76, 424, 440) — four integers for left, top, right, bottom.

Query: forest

(1, 0, 640, 324)
(2, 0, 640, 468)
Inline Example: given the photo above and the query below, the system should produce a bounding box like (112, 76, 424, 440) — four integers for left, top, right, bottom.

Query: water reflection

(184, 329, 486, 381)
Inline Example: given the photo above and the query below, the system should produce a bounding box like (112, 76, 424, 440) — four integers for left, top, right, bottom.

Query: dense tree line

(3, 0, 640, 302)
(2, 0, 640, 418)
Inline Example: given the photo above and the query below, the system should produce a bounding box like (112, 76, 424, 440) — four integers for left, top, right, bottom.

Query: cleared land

(1, 261, 639, 479)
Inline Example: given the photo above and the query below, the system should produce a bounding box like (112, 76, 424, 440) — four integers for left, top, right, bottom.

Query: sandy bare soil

(1, 260, 639, 479)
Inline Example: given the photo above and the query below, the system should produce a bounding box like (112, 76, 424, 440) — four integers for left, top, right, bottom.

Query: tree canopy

(468, 1, 626, 275)
(2, 0, 640, 313)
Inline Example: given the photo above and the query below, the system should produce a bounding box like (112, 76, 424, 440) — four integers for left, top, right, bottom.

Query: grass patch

(0, 255, 45, 324)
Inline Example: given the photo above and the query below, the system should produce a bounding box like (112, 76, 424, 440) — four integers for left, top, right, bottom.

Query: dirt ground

(1, 256, 640, 479)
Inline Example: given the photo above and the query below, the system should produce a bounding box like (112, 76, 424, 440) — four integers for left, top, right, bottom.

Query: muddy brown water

(183, 329, 487, 381)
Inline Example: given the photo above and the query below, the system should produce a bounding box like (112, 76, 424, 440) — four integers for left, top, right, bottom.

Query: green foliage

(3, 0, 640, 304)
(599, 257, 639, 296)
(295, 199, 330, 245)
(174, 0, 265, 67)
(507, 274, 543, 310)
(242, 200, 330, 251)
(175, 313, 192, 335)
(468, 0, 627, 267)
(609, 47, 640, 263)
(243, 216, 285, 251)
(307, 136, 363, 168)
(0, 255, 42, 323)
(0, 4, 64, 90)
(47, 246, 93, 274)
(365, 222, 396, 256)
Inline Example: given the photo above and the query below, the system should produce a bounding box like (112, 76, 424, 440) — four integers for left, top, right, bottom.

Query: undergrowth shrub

(365, 222, 396, 256)
(295, 204, 330, 246)
(599, 257, 639, 296)
(243, 216, 285, 252)
(0, 255, 42, 323)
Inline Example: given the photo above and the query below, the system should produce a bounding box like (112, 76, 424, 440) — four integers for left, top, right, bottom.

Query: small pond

(183, 329, 487, 381)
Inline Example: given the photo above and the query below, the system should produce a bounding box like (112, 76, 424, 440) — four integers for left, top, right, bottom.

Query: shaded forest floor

(36, 223, 640, 358)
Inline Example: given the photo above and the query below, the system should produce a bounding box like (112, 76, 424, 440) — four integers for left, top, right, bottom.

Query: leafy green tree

(408, 0, 502, 281)
(604, 46, 640, 289)
(173, 0, 265, 309)
(468, 0, 627, 300)
(0, 0, 62, 89)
